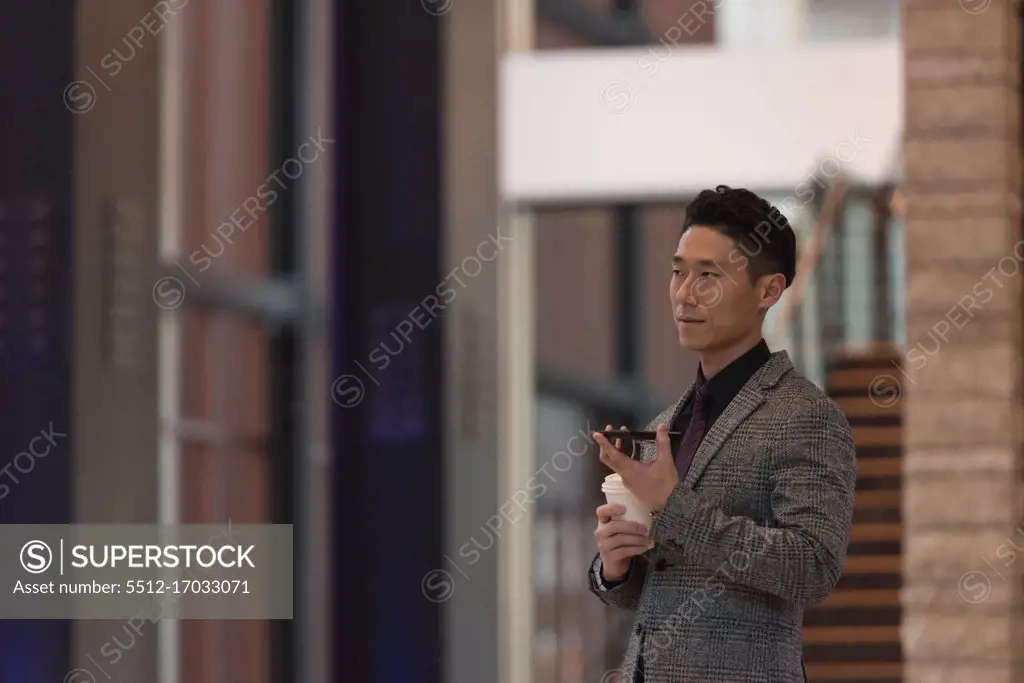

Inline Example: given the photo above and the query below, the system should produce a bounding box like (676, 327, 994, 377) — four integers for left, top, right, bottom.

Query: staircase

(803, 344, 904, 683)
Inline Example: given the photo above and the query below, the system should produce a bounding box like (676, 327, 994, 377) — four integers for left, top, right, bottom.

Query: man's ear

(757, 273, 786, 312)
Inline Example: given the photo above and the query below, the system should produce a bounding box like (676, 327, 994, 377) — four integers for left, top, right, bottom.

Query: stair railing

(767, 177, 905, 387)
(766, 179, 848, 384)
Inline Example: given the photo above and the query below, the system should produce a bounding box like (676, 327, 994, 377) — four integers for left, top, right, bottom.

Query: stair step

(828, 367, 898, 391)
(854, 489, 901, 510)
(804, 625, 900, 645)
(833, 396, 902, 419)
(821, 588, 900, 607)
(829, 342, 902, 366)
(843, 555, 902, 574)
(851, 426, 901, 447)
(805, 661, 901, 680)
(850, 523, 902, 541)
(858, 459, 902, 478)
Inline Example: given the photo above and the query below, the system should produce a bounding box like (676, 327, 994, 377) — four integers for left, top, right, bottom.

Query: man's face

(669, 226, 780, 352)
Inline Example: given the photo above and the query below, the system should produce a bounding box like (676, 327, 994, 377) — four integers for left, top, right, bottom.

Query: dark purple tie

(676, 384, 710, 480)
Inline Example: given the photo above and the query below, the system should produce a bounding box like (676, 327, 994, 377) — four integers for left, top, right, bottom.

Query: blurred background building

(0, 1, 1016, 682)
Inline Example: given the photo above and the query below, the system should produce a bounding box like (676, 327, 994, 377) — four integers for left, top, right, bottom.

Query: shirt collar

(696, 339, 773, 406)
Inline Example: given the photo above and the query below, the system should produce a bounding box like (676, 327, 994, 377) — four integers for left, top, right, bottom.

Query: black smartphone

(600, 430, 683, 441)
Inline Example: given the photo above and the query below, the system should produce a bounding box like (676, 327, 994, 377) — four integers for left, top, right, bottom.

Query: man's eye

(700, 271, 718, 278)
(671, 269, 681, 276)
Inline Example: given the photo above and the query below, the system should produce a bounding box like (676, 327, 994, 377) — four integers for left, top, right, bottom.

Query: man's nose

(673, 277, 697, 305)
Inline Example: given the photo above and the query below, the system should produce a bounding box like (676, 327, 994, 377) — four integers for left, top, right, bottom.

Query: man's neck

(698, 334, 765, 380)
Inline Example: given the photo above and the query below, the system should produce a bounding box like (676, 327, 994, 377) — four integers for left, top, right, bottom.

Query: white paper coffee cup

(601, 473, 652, 526)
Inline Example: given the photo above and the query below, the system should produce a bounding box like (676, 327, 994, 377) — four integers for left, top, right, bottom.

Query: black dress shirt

(669, 338, 773, 448)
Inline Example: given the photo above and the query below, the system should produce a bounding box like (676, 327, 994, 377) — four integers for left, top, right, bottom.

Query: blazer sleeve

(587, 552, 649, 612)
(646, 397, 856, 606)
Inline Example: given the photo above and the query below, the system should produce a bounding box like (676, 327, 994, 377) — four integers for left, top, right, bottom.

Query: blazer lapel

(681, 351, 795, 488)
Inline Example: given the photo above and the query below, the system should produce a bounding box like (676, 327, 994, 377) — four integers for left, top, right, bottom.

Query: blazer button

(633, 623, 642, 637)
(654, 558, 668, 572)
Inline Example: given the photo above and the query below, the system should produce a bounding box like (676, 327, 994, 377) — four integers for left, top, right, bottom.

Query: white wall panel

(500, 40, 902, 203)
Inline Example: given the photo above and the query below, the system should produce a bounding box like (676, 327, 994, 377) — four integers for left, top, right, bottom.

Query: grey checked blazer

(589, 351, 856, 683)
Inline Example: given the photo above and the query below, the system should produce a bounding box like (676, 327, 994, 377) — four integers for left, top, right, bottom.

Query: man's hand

(594, 503, 652, 582)
(594, 423, 679, 512)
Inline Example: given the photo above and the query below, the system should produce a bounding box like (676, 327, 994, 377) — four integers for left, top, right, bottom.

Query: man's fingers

(604, 544, 655, 563)
(617, 424, 633, 459)
(597, 533, 650, 549)
(596, 503, 627, 522)
(593, 432, 613, 451)
(596, 438, 619, 472)
(594, 520, 649, 541)
(594, 425, 628, 459)
(596, 436, 630, 472)
(599, 519, 649, 536)
(607, 546, 653, 563)
(655, 423, 672, 460)
(596, 533, 652, 553)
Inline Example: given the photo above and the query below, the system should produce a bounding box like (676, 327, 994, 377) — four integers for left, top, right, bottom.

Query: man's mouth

(677, 315, 705, 324)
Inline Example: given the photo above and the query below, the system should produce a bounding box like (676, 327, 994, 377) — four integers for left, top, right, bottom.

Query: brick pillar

(903, 2, 1022, 682)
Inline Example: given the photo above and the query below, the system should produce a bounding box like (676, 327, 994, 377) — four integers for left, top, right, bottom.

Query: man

(588, 186, 856, 683)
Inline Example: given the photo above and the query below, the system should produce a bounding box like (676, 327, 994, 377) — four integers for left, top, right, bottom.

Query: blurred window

(533, 394, 636, 683)
(535, 208, 618, 383)
(807, 0, 900, 41)
(533, 201, 699, 683)
(536, 0, 715, 50)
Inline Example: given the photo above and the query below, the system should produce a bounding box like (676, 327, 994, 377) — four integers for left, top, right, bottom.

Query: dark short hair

(682, 185, 797, 288)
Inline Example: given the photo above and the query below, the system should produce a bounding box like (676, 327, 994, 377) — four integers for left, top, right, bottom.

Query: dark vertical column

(268, 2, 297, 682)
(871, 189, 893, 343)
(614, 0, 644, 406)
(332, 1, 444, 681)
(615, 207, 641, 380)
(0, 2, 74, 682)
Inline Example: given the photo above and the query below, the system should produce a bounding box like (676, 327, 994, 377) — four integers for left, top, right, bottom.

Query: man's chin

(677, 332, 708, 351)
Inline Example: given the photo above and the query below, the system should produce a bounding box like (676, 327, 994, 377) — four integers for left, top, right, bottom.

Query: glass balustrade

(784, 184, 902, 389)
